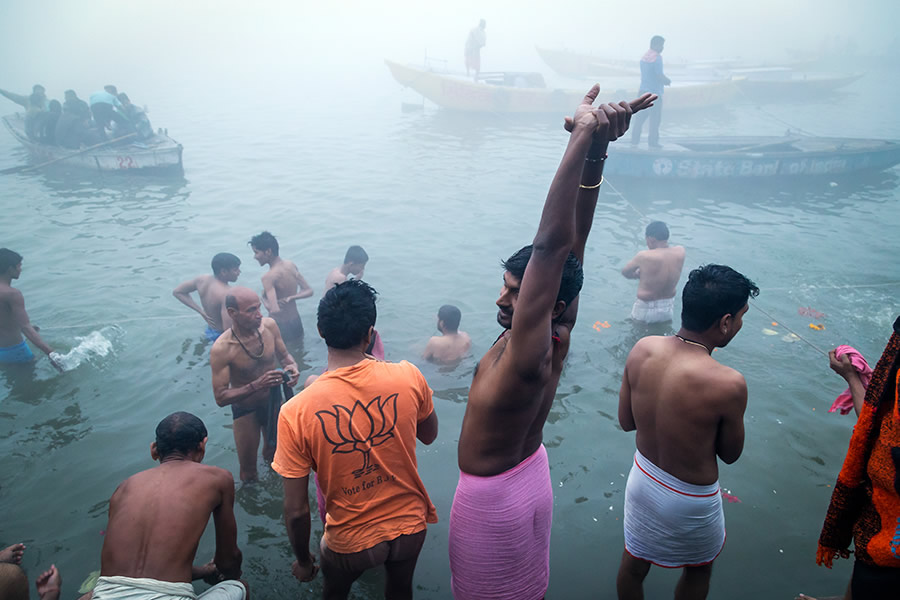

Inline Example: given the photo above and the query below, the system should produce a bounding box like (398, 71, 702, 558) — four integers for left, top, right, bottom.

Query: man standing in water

(0, 249, 61, 370)
(250, 231, 313, 344)
(324, 246, 368, 292)
(210, 287, 299, 482)
(424, 304, 471, 364)
(91, 412, 248, 600)
(465, 19, 487, 79)
(630, 35, 670, 148)
(448, 87, 656, 599)
(616, 264, 757, 600)
(621, 221, 685, 323)
(173, 253, 242, 342)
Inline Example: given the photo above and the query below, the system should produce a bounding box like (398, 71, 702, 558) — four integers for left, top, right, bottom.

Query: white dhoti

(91, 576, 245, 600)
(623, 450, 725, 568)
(631, 297, 675, 323)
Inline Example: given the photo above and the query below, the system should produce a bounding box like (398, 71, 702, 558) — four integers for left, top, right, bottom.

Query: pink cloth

(641, 49, 660, 63)
(829, 345, 873, 415)
(449, 445, 552, 600)
(370, 330, 385, 360)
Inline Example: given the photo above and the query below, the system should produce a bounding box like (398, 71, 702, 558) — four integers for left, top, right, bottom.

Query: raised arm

(0, 89, 30, 109)
(829, 349, 866, 417)
(173, 278, 214, 327)
(715, 375, 748, 464)
(211, 471, 242, 580)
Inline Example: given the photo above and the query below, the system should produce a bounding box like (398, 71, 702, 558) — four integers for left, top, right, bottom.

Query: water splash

(55, 326, 122, 371)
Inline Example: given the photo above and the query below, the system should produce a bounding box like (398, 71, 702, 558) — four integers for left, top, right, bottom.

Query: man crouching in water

(447, 86, 656, 600)
(89, 412, 248, 600)
(617, 264, 758, 599)
(211, 286, 299, 483)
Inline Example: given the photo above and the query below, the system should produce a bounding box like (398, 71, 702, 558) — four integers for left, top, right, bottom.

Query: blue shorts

(0, 340, 35, 363)
(205, 326, 224, 342)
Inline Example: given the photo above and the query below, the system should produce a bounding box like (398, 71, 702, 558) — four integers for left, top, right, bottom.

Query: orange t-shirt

(272, 359, 438, 554)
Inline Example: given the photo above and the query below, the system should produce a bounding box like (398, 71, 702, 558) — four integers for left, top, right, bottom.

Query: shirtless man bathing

(617, 264, 758, 599)
(210, 287, 299, 482)
(621, 220, 685, 323)
(448, 86, 657, 599)
(88, 412, 247, 600)
(0, 248, 62, 370)
(173, 253, 242, 342)
(250, 231, 313, 344)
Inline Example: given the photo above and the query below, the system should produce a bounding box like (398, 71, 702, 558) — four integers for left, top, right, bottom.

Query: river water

(1, 59, 899, 599)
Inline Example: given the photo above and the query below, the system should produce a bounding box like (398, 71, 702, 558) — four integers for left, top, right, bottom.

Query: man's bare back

(0, 283, 26, 347)
(261, 259, 311, 339)
(623, 245, 685, 301)
(424, 331, 471, 364)
(101, 460, 238, 583)
(174, 275, 233, 331)
(618, 335, 747, 485)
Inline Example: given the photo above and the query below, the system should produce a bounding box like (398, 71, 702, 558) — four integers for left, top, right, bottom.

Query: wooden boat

(535, 47, 639, 78)
(731, 70, 863, 100)
(2, 112, 183, 173)
(385, 60, 738, 113)
(604, 136, 900, 179)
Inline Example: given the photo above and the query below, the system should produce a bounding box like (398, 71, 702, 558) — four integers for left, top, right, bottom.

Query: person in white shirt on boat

(465, 19, 487, 79)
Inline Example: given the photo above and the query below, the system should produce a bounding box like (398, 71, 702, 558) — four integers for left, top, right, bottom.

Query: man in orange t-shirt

(273, 280, 439, 599)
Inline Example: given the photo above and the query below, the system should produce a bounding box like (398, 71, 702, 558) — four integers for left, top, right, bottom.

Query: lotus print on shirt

(316, 393, 398, 478)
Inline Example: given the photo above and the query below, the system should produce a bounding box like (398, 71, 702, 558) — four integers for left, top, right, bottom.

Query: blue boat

(605, 136, 900, 179)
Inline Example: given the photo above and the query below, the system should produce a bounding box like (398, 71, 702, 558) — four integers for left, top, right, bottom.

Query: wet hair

(104, 85, 118, 95)
(438, 304, 462, 332)
(0, 563, 28, 600)
(645, 221, 669, 240)
(0, 248, 23, 273)
(155, 412, 207, 458)
(249, 231, 279, 256)
(49, 99, 61, 113)
(681, 264, 759, 332)
(211, 252, 240, 276)
(318, 280, 377, 349)
(651, 35, 665, 49)
(501, 245, 584, 308)
(343, 245, 368, 265)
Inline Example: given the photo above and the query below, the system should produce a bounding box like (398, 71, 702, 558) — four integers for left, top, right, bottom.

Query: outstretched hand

(828, 349, 858, 382)
(563, 88, 657, 142)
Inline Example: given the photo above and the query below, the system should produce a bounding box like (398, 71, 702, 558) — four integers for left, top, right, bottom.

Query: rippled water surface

(1, 64, 899, 599)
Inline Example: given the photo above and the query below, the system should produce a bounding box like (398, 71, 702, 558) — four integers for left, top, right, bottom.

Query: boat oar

(0, 132, 138, 175)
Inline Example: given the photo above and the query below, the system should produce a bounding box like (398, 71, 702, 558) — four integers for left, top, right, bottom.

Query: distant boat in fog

(604, 136, 900, 179)
(385, 60, 738, 113)
(2, 112, 183, 174)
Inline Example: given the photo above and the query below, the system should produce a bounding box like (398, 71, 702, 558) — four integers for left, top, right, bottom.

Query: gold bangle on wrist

(579, 176, 603, 189)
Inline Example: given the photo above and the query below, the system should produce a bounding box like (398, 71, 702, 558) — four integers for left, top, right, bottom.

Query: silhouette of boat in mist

(2, 112, 183, 174)
(604, 136, 900, 179)
(385, 60, 737, 113)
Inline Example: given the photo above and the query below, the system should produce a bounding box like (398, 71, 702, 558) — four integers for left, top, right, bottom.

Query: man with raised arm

(621, 220, 685, 323)
(0, 249, 62, 370)
(249, 231, 313, 344)
(90, 412, 247, 600)
(173, 253, 242, 342)
(274, 280, 438, 599)
(447, 86, 655, 600)
(210, 287, 299, 483)
(617, 264, 758, 600)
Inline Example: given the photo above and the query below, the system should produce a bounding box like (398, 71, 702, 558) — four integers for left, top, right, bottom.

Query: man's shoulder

(0, 284, 22, 301)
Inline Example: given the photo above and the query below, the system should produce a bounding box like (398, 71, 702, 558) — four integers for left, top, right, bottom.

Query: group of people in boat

(1, 85, 898, 600)
(0, 83, 153, 149)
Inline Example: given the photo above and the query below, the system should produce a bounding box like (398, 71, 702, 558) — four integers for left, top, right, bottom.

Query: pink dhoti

(448, 445, 552, 600)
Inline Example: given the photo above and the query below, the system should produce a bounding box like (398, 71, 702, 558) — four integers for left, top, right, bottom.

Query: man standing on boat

(621, 221, 685, 323)
(465, 19, 487, 80)
(448, 87, 656, 600)
(630, 35, 670, 149)
(617, 264, 757, 600)
(250, 231, 313, 344)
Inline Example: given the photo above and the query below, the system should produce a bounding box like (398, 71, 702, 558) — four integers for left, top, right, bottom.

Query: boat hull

(2, 113, 183, 173)
(604, 137, 900, 179)
(385, 60, 737, 113)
